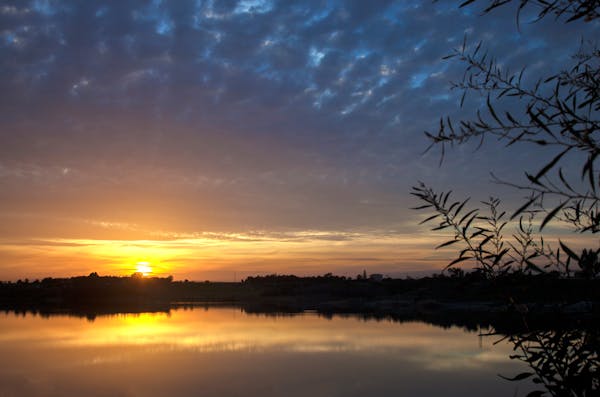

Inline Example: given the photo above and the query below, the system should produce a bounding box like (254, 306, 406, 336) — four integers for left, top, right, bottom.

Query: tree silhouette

(499, 327, 600, 396)
(456, 0, 600, 23)
(413, 0, 599, 277)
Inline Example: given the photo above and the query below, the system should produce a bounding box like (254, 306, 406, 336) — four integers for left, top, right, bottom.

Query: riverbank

(2, 272, 599, 327)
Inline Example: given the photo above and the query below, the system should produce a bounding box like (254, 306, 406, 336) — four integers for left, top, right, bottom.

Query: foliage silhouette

(414, 0, 599, 277)
(457, 0, 600, 23)
(412, 183, 600, 278)
(496, 325, 600, 396)
(412, 184, 539, 277)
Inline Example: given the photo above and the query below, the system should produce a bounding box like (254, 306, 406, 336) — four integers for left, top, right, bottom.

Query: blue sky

(0, 0, 597, 279)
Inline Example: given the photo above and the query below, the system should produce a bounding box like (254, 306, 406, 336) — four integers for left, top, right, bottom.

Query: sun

(135, 261, 153, 276)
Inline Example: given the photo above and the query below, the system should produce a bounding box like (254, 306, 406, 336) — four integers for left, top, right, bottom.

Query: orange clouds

(0, 230, 448, 281)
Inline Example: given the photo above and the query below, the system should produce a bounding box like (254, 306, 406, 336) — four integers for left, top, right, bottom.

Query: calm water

(0, 307, 534, 397)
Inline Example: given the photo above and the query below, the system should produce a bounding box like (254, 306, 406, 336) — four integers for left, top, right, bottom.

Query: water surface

(0, 307, 533, 397)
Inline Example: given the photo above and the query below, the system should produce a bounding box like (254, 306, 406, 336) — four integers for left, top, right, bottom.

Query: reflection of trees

(500, 327, 599, 396)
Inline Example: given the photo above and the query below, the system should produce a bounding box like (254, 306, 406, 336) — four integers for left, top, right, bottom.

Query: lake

(0, 307, 541, 396)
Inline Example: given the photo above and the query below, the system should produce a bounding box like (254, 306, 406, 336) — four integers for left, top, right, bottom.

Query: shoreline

(2, 272, 599, 328)
(3, 297, 599, 333)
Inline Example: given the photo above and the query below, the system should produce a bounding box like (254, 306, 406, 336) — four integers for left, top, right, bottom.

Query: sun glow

(135, 262, 153, 276)
(0, 231, 507, 280)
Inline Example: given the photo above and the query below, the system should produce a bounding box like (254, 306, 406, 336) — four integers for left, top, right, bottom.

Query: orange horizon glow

(0, 211, 593, 281)
(0, 226, 593, 282)
(0, 230, 453, 281)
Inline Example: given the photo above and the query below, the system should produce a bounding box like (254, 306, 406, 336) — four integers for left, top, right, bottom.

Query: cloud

(0, 0, 597, 277)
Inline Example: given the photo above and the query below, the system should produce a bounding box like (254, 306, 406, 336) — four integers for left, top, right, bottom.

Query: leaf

(583, 151, 598, 194)
(559, 240, 580, 261)
(459, 209, 478, 225)
(493, 248, 510, 265)
(470, 229, 485, 239)
(454, 198, 470, 217)
(566, 10, 590, 22)
(446, 256, 473, 268)
(511, 195, 539, 220)
(459, 0, 477, 7)
(558, 168, 574, 192)
(441, 191, 450, 207)
(436, 239, 460, 249)
(486, 95, 503, 126)
(463, 213, 478, 233)
(460, 90, 467, 108)
(498, 372, 534, 381)
(419, 214, 440, 225)
(411, 205, 433, 210)
(533, 147, 572, 182)
(525, 260, 544, 274)
(527, 106, 553, 135)
(479, 234, 493, 246)
(526, 172, 545, 187)
(505, 111, 518, 124)
(540, 201, 567, 231)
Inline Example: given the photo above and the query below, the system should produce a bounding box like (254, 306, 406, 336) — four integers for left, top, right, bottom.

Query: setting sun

(135, 262, 152, 276)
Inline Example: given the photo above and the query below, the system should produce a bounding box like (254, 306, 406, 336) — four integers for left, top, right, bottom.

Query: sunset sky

(1, 0, 597, 280)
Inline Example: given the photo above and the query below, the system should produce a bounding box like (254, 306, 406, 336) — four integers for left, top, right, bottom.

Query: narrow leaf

(533, 147, 571, 181)
(419, 214, 440, 225)
(511, 195, 539, 220)
(446, 256, 472, 268)
(436, 239, 460, 249)
(411, 205, 433, 210)
(540, 201, 567, 231)
(498, 372, 534, 381)
(559, 240, 580, 261)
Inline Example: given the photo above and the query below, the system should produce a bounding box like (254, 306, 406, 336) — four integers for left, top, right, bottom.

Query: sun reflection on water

(0, 308, 509, 363)
(0, 308, 532, 397)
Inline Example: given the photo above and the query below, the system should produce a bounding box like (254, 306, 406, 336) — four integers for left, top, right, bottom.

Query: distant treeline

(2, 271, 599, 309)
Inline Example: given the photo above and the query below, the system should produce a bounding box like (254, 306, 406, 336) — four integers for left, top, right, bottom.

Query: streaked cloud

(0, 0, 597, 279)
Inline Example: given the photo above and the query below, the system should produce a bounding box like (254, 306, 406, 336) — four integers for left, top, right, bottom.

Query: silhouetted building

(369, 274, 383, 282)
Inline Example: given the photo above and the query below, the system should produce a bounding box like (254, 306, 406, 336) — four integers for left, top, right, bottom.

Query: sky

(0, 0, 598, 280)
